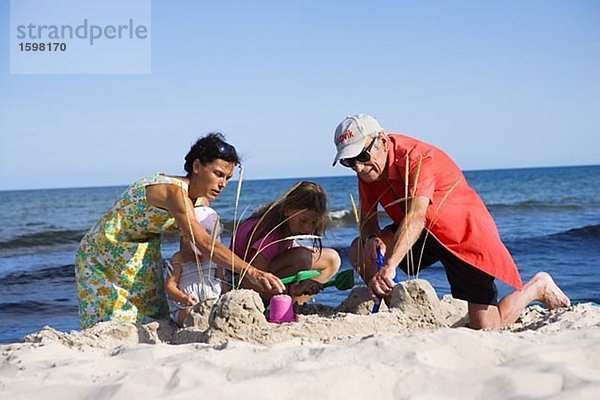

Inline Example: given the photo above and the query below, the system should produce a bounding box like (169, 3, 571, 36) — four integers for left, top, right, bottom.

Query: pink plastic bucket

(268, 295, 295, 323)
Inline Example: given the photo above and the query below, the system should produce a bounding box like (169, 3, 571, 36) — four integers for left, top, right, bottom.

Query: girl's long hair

(247, 181, 328, 251)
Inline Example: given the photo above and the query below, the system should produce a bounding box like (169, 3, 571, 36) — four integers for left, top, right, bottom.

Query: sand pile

(23, 318, 179, 350)
(21, 280, 466, 347)
(204, 290, 271, 344)
(18, 280, 598, 349)
(4, 279, 600, 399)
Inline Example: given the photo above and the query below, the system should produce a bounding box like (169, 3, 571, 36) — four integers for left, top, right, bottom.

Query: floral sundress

(74, 174, 186, 328)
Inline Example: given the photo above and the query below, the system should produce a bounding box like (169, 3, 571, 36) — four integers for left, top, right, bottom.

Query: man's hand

(368, 266, 397, 298)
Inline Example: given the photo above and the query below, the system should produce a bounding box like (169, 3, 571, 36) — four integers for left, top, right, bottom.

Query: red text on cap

(336, 129, 354, 145)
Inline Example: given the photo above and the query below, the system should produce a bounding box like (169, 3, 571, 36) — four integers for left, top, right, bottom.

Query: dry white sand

(1, 280, 599, 399)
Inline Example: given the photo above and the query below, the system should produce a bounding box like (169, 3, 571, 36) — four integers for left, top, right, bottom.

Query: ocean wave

(545, 224, 600, 242)
(0, 300, 77, 316)
(506, 224, 600, 255)
(0, 264, 74, 286)
(327, 209, 397, 229)
(0, 229, 86, 251)
(327, 209, 358, 228)
(329, 209, 353, 220)
(487, 200, 585, 211)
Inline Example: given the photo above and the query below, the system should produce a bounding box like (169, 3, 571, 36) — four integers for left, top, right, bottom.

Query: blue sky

(1, 0, 599, 190)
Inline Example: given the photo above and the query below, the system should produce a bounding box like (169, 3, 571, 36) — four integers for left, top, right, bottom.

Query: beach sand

(1, 280, 599, 399)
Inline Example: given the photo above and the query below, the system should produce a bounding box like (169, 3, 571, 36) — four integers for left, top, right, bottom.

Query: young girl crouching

(230, 181, 341, 304)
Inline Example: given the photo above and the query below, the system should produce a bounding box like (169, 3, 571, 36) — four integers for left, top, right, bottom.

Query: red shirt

(359, 134, 523, 289)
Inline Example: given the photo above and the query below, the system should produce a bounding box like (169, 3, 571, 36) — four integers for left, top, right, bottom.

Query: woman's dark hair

(184, 132, 240, 175)
(245, 181, 329, 251)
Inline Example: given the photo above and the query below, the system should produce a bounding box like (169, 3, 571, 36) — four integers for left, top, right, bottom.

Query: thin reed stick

(230, 166, 245, 289)
(406, 155, 423, 279)
(242, 182, 302, 264)
(360, 188, 410, 230)
(404, 156, 414, 278)
(179, 181, 206, 287)
(208, 214, 220, 275)
(355, 188, 394, 285)
(408, 155, 423, 278)
(349, 194, 363, 283)
(415, 177, 461, 279)
(236, 209, 309, 289)
(249, 234, 321, 270)
(243, 234, 321, 284)
(411, 155, 423, 198)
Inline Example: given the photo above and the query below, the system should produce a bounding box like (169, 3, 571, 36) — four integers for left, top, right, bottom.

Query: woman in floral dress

(74, 133, 284, 328)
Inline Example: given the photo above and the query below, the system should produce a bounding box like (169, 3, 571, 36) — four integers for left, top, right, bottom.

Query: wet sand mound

(9, 282, 600, 400)
(204, 289, 270, 344)
(21, 280, 597, 348)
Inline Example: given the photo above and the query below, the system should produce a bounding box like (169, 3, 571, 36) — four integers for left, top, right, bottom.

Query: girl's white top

(166, 206, 222, 313)
(191, 205, 221, 259)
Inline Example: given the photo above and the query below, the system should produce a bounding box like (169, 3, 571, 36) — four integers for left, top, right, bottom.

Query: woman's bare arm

(147, 183, 285, 295)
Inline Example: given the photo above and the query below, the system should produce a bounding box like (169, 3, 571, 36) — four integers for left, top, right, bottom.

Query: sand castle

(5, 279, 600, 399)
(21, 279, 596, 349)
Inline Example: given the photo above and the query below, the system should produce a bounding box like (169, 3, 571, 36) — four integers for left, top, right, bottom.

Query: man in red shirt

(332, 114, 570, 329)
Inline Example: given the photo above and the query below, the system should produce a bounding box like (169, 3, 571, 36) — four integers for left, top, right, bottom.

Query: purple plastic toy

(268, 294, 295, 323)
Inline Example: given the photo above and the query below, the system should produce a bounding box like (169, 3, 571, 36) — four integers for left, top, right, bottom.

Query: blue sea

(1, 165, 599, 344)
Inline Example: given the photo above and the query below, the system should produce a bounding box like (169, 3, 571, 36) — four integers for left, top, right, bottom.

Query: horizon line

(1, 163, 598, 193)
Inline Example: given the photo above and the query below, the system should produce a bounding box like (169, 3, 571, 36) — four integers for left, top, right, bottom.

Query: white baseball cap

(332, 114, 384, 166)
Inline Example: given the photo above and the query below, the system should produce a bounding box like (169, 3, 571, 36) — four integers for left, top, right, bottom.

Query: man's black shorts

(383, 224, 499, 305)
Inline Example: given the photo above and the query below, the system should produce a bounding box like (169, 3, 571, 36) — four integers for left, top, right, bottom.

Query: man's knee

(467, 303, 502, 330)
(349, 237, 361, 267)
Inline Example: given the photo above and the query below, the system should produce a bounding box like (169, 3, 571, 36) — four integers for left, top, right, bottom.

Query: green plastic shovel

(323, 269, 355, 291)
(280, 269, 354, 291)
(280, 270, 322, 285)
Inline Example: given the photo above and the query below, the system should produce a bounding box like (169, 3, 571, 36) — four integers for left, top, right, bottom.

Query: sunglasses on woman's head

(216, 141, 237, 158)
(339, 137, 377, 168)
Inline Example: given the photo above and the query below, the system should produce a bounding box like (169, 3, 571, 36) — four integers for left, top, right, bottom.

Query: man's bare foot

(533, 272, 571, 309)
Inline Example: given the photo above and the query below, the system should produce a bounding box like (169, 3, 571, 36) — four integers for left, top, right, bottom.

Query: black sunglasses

(339, 137, 377, 168)
(216, 141, 237, 158)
